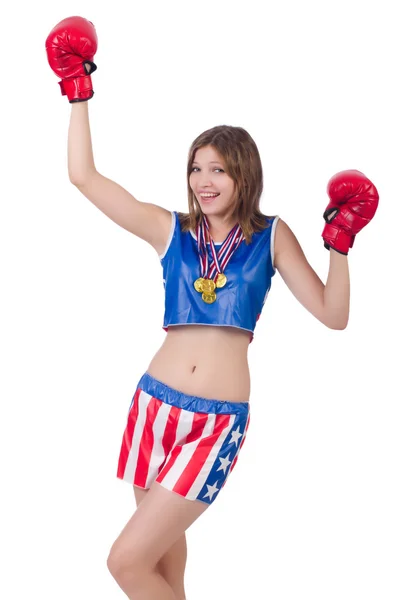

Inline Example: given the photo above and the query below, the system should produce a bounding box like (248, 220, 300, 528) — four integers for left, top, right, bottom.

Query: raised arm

(46, 15, 171, 254)
(67, 102, 171, 254)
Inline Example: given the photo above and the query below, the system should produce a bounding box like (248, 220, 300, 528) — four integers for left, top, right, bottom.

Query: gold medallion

(202, 291, 216, 304)
(215, 273, 227, 288)
(194, 277, 204, 292)
(201, 278, 216, 294)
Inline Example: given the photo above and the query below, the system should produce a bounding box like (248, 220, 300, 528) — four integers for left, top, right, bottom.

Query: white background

(1, 0, 396, 598)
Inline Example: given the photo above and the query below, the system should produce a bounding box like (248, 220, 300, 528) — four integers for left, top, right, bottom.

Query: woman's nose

(199, 175, 213, 186)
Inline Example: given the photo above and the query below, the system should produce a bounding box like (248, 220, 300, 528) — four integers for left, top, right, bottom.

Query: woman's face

(189, 145, 236, 220)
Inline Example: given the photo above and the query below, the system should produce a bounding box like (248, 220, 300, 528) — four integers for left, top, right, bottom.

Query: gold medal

(201, 278, 216, 294)
(215, 273, 227, 288)
(194, 277, 217, 302)
(202, 291, 216, 304)
(194, 277, 204, 292)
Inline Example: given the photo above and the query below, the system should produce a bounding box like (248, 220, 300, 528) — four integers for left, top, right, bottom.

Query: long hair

(178, 125, 276, 244)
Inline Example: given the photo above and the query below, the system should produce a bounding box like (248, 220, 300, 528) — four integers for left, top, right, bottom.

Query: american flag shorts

(117, 371, 251, 505)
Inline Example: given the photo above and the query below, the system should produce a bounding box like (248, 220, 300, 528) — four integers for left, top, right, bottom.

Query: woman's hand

(322, 170, 379, 255)
(45, 16, 98, 102)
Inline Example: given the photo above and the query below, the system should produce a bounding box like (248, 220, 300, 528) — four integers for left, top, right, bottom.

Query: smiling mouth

(200, 193, 220, 202)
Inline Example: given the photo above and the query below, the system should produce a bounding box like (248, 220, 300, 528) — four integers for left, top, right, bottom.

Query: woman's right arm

(68, 102, 171, 253)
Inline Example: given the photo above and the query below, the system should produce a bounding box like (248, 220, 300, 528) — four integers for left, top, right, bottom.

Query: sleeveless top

(159, 211, 279, 343)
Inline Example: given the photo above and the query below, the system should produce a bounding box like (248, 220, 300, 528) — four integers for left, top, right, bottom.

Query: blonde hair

(178, 125, 276, 244)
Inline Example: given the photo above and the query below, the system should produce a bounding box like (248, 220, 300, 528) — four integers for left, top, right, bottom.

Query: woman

(46, 16, 379, 600)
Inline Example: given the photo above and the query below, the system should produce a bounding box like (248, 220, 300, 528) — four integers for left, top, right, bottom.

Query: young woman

(46, 16, 379, 600)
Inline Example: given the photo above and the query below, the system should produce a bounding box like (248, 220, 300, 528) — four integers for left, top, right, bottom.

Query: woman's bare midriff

(145, 325, 251, 403)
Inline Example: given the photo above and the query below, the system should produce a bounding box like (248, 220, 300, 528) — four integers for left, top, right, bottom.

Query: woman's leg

(114, 372, 250, 597)
(133, 485, 187, 600)
(107, 482, 209, 599)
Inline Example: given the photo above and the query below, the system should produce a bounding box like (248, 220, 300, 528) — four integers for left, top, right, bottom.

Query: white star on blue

(197, 416, 249, 504)
(216, 453, 232, 474)
(203, 481, 221, 502)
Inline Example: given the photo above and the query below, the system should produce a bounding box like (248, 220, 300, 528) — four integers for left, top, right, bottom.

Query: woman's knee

(107, 546, 137, 581)
(107, 548, 186, 599)
(107, 530, 187, 579)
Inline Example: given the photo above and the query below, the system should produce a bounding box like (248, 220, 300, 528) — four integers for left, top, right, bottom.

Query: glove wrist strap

(58, 74, 94, 102)
(322, 223, 354, 255)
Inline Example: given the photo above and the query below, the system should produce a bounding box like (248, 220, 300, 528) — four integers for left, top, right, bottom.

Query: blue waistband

(137, 371, 250, 415)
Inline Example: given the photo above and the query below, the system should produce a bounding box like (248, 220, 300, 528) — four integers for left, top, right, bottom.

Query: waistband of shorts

(136, 371, 250, 415)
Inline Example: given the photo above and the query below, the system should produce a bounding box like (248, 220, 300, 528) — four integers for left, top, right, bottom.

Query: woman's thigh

(133, 485, 188, 580)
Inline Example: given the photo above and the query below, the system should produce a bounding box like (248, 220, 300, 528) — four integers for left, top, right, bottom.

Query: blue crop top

(159, 211, 279, 343)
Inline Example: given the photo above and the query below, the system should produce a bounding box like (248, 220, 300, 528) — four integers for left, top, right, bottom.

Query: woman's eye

(191, 167, 224, 173)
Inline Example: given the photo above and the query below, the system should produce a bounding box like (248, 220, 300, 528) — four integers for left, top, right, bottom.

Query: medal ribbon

(195, 214, 244, 282)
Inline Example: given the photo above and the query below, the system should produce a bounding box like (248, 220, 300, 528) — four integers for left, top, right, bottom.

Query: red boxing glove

(45, 16, 98, 102)
(322, 170, 379, 255)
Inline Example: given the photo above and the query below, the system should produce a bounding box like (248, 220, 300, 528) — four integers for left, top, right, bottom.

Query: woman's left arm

(273, 219, 349, 330)
(324, 247, 350, 329)
(274, 169, 379, 330)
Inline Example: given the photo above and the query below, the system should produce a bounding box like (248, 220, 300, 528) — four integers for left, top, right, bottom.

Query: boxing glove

(322, 170, 379, 255)
(45, 16, 98, 102)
